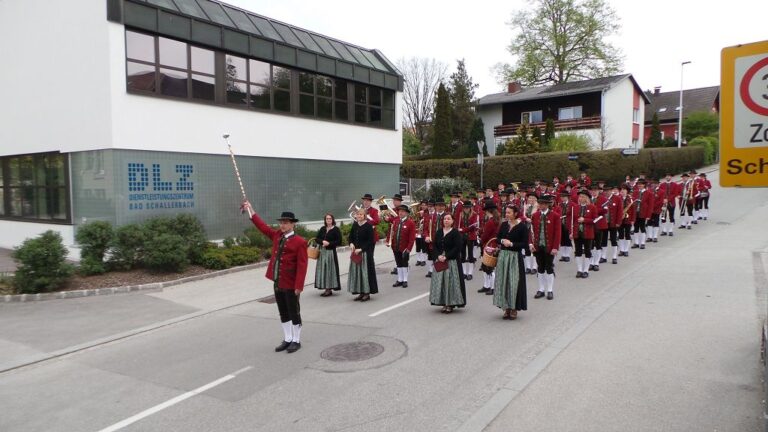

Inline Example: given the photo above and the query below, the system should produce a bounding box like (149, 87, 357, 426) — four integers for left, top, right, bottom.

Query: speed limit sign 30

(721, 40, 768, 187)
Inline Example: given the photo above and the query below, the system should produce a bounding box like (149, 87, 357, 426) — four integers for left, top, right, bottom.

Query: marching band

(247, 171, 712, 352)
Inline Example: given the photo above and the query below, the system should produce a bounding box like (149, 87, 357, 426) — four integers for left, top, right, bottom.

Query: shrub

(109, 224, 146, 271)
(401, 147, 705, 187)
(12, 231, 74, 293)
(143, 233, 189, 272)
(75, 221, 114, 275)
(413, 177, 475, 202)
(688, 136, 717, 165)
(243, 227, 273, 249)
(222, 237, 237, 249)
(292, 225, 318, 242)
(200, 248, 231, 270)
(550, 133, 592, 152)
(142, 215, 208, 265)
(226, 246, 261, 266)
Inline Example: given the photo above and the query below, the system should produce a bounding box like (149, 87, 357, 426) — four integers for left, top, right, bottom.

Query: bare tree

(597, 120, 611, 150)
(396, 57, 448, 144)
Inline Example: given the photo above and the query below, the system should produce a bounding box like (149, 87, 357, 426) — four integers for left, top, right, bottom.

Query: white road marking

(98, 366, 253, 432)
(368, 292, 429, 317)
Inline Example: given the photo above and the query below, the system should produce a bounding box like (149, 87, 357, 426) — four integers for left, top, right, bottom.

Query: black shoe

(661, 232, 668, 236)
(563, 257, 571, 262)
(390, 268, 397, 274)
(692, 220, 698, 224)
(534, 291, 545, 299)
(687, 226, 692, 230)
(612, 258, 618, 264)
(582, 272, 589, 278)
(275, 340, 291, 352)
(653, 238, 658, 243)
(640, 245, 646, 249)
(679, 225, 685, 229)
(576, 272, 583, 278)
(593, 265, 600, 272)
(559, 257, 567, 262)
(486, 289, 494, 296)
(669, 232, 674, 237)
(588, 265, 595, 271)
(466, 275, 473, 281)
(546, 292, 553, 300)
(426, 272, 432, 278)
(402, 282, 408, 288)
(392, 281, 403, 287)
(286, 342, 301, 353)
(631, 244, 639, 249)
(478, 287, 489, 293)
(704, 217, 708, 220)
(599, 258, 607, 263)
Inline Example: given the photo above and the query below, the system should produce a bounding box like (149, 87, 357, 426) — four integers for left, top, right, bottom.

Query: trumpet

(376, 195, 397, 218)
(347, 200, 361, 218)
(660, 203, 669, 223)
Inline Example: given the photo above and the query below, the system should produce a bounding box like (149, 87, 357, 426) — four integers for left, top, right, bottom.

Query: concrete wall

(0, 0, 113, 157)
(602, 78, 645, 149)
(0, 220, 75, 253)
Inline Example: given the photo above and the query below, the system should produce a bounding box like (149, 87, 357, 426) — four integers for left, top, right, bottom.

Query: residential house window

(558, 106, 583, 120)
(632, 108, 640, 123)
(521, 110, 542, 124)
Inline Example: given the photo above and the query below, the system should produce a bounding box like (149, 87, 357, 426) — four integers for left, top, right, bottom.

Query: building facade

(643, 86, 720, 145)
(0, 0, 403, 250)
(476, 75, 649, 155)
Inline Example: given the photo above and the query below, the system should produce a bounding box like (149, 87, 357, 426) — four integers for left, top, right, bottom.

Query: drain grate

(256, 295, 276, 304)
(320, 342, 385, 362)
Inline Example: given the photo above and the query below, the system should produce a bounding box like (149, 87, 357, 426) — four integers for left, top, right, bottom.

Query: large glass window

(521, 110, 543, 124)
(558, 106, 583, 121)
(124, 29, 396, 129)
(0, 153, 70, 222)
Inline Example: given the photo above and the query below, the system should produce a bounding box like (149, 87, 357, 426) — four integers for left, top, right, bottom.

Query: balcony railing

(493, 116, 602, 137)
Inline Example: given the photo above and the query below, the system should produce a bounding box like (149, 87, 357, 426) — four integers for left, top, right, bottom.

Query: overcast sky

(227, 0, 767, 98)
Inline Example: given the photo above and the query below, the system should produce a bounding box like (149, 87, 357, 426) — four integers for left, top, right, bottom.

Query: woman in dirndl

(478, 202, 500, 295)
(315, 213, 341, 296)
(493, 204, 529, 320)
(429, 213, 466, 313)
(348, 208, 378, 301)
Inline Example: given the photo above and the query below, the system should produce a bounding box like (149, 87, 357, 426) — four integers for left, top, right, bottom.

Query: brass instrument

(660, 203, 669, 223)
(376, 195, 397, 218)
(679, 180, 694, 216)
(347, 200, 361, 219)
(622, 196, 638, 219)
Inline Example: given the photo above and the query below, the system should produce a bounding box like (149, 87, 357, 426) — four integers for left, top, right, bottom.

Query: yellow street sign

(720, 40, 768, 187)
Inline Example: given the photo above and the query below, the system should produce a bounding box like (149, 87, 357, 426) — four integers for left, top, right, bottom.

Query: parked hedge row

(401, 147, 705, 186)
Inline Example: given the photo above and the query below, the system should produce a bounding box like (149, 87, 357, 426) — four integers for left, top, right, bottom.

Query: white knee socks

(281, 322, 293, 343)
(292, 324, 301, 343)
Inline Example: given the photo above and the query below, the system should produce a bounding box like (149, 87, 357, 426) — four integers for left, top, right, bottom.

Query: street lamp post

(678, 61, 691, 148)
(476, 141, 484, 189)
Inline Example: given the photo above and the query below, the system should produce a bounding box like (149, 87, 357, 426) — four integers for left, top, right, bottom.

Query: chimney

(653, 86, 661, 96)
(507, 81, 522, 93)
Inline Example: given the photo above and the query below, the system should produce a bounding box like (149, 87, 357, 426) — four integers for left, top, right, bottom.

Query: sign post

(720, 40, 768, 187)
(476, 141, 484, 189)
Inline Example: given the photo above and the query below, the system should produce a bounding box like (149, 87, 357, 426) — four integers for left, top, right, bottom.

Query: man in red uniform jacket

(658, 173, 679, 236)
(618, 185, 636, 257)
(631, 179, 653, 249)
(698, 173, 712, 220)
(530, 194, 561, 300)
(589, 185, 609, 271)
(388, 205, 416, 288)
(243, 202, 308, 354)
(360, 193, 381, 241)
(678, 172, 697, 229)
(569, 189, 597, 278)
(605, 185, 623, 264)
(449, 192, 463, 221)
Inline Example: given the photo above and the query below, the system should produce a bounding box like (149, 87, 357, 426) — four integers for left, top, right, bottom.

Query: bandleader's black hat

(361, 193, 374, 200)
(396, 204, 410, 213)
(392, 194, 403, 201)
(577, 189, 591, 197)
(428, 199, 435, 205)
(483, 202, 498, 211)
(539, 194, 554, 203)
(681, 172, 690, 177)
(449, 192, 460, 197)
(462, 200, 472, 207)
(277, 211, 299, 222)
(435, 200, 446, 206)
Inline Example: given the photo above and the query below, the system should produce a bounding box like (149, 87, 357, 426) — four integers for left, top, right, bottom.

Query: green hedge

(400, 147, 705, 186)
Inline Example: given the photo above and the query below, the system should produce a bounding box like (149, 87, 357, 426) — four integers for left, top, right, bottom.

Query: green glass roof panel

(171, 0, 208, 19)
(222, 6, 259, 34)
(361, 50, 389, 72)
(248, 15, 282, 41)
(328, 40, 357, 63)
(310, 34, 341, 59)
(146, 0, 180, 11)
(195, 0, 234, 27)
(346, 45, 374, 68)
(271, 22, 303, 48)
(292, 28, 322, 53)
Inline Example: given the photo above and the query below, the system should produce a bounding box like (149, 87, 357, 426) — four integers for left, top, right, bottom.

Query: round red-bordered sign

(739, 56, 768, 116)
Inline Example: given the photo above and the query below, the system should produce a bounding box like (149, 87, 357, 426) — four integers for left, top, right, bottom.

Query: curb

(0, 243, 375, 303)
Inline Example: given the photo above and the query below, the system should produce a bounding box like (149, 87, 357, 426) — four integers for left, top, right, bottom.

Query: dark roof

(477, 74, 650, 106)
(116, 0, 402, 89)
(644, 86, 719, 123)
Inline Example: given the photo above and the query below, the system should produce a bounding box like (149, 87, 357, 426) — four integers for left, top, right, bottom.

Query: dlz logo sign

(128, 163, 194, 192)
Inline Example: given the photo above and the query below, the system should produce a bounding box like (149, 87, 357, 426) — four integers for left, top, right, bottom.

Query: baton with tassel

(223, 134, 249, 215)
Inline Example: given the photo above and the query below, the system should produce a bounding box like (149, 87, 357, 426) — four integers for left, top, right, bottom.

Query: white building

(0, 0, 403, 248)
(476, 74, 649, 155)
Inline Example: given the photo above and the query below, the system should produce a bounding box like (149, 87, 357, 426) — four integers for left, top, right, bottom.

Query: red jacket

(633, 188, 654, 219)
(679, 180, 698, 204)
(652, 187, 665, 214)
(657, 181, 679, 207)
(592, 194, 609, 230)
(387, 217, 416, 253)
(568, 203, 598, 240)
(426, 211, 448, 246)
(579, 175, 592, 188)
(459, 211, 479, 241)
(480, 217, 500, 248)
(363, 206, 380, 241)
(449, 201, 463, 221)
(620, 194, 636, 224)
(606, 193, 623, 228)
(250, 213, 308, 292)
(530, 209, 561, 253)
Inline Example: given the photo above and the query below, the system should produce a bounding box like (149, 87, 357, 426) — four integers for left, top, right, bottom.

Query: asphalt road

(1, 169, 766, 432)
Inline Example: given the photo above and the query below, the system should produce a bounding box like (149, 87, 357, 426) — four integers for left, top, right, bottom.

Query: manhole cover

(320, 342, 385, 362)
(716, 222, 730, 225)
